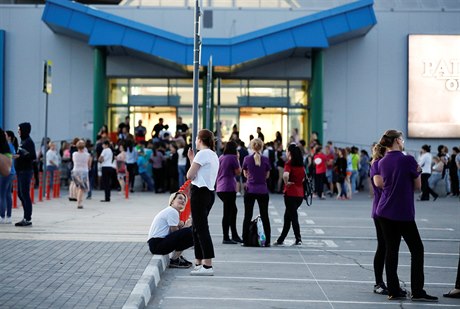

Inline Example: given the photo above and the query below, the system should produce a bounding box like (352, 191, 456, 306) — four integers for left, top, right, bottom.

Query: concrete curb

(123, 254, 169, 309)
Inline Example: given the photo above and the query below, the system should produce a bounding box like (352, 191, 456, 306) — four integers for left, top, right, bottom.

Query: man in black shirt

(175, 117, 189, 141)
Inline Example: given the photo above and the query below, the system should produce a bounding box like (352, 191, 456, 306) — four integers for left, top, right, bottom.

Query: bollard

(56, 170, 61, 198)
(38, 172, 43, 202)
(30, 176, 35, 204)
(53, 170, 58, 198)
(12, 176, 18, 209)
(46, 171, 51, 200)
(125, 170, 129, 199)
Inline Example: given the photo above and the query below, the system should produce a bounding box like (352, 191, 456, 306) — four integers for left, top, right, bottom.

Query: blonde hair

(250, 138, 264, 166)
(76, 140, 86, 150)
(169, 192, 187, 206)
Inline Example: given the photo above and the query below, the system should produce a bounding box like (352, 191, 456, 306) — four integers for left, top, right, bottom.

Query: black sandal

(443, 289, 460, 298)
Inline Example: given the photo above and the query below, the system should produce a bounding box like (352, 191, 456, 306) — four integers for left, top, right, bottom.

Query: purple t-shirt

(242, 154, 271, 194)
(370, 159, 382, 219)
(216, 154, 240, 192)
(376, 151, 419, 221)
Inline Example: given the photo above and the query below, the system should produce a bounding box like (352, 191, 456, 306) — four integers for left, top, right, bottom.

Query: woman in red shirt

(274, 144, 305, 246)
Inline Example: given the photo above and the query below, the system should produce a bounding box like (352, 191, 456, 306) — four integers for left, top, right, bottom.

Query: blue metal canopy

(42, 0, 376, 68)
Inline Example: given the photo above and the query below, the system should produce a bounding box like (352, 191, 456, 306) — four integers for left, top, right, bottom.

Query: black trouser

(277, 195, 303, 243)
(217, 192, 239, 240)
(126, 163, 137, 190)
(17, 170, 33, 221)
(190, 185, 215, 259)
(377, 216, 425, 296)
(373, 218, 386, 285)
(101, 167, 112, 201)
(242, 193, 270, 245)
(421, 173, 437, 200)
(450, 172, 459, 196)
(153, 168, 164, 193)
(148, 227, 193, 255)
(315, 173, 326, 198)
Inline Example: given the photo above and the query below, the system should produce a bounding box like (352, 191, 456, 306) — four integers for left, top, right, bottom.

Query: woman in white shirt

(187, 129, 219, 276)
(418, 145, 438, 201)
(72, 140, 91, 209)
(99, 140, 113, 202)
(46, 141, 60, 189)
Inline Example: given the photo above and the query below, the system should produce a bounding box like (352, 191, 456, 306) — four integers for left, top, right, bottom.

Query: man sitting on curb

(148, 191, 194, 268)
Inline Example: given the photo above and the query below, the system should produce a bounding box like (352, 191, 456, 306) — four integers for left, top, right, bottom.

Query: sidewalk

(0, 190, 169, 309)
(0, 190, 459, 309)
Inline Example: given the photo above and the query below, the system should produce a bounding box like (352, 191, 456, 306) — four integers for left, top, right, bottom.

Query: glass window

(239, 107, 288, 146)
(215, 107, 239, 142)
(215, 79, 247, 106)
(288, 108, 305, 145)
(289, 80, 308, 107)
(109, 79, 128, 105)
(108, 106, 129, 139)
(247, 80, 288, 107)
(170, 79, 202, 106)
(129, 106, 177, 140)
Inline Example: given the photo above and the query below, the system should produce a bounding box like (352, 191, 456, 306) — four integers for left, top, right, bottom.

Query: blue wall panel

(69, 11, 96, 36)
(123, 29, 155, 54)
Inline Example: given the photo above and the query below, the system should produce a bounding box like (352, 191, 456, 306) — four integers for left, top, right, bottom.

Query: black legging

(315, 173, 325, 198)
(420, 173, 438, 200)
(377, 216, 425, 297)
(373, 218, 386, 285)
(190, 185, 215, 260)
(217, 191, 240, 240)
(242, 193, 270, 245)
(126, 163, 137, 190)
(148, 227, 193, 255)
(277, 195, 303, 243)
(101, 166, 112, 201)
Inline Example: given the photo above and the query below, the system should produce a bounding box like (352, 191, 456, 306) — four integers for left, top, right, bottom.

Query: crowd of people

(1, 120, 459, 300)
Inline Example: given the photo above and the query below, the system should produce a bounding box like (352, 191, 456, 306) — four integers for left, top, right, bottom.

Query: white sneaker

(0, 217, 5, 224)
(190, 265, 214, 276)
(5, 217, 12, 224)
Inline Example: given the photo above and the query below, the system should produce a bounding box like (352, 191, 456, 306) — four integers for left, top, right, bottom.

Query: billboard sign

(408, 35, 460, 138)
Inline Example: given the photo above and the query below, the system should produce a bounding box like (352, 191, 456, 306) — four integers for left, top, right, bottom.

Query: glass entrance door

(129, 106, 177, 140)
(239, 107, 288, 146)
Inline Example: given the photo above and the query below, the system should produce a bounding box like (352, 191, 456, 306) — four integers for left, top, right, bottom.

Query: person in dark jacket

(15, 122, 36, 226)
(0, 128, 12, 177)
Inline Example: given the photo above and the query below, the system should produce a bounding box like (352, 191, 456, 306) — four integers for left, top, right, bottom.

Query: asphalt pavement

(0, 187, 459, 309)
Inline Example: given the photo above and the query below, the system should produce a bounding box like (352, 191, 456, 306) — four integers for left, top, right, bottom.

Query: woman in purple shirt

(216, 141, 243, 244)
(242, 138, 271, 246)
(369, 143, 391, 295)
(374, 130, 437, 302)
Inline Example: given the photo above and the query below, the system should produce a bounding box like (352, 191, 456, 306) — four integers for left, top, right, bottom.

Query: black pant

(190, 185, 215, 259)
(377, 216, 425, 296)
(153, 168, 164, 193)
(373, 218, 386, 285)
(101, 167, 112, 201)
(17, 170, 33, 221)
(450, 171, 459, 196)
(217, 192, 240, 240)
(277, 195, 303, 243)
(421, 173, 437, 200)
(126, 163, 137, 190)
(315, 173, 326, 198)
(148, 227, 193, 255)
(243, 193, 270, 245)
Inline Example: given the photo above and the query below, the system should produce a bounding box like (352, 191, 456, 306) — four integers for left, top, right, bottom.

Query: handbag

(245, 216, 266, 247)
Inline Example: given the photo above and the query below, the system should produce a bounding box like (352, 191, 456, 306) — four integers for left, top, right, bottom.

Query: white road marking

(298, 211, 307, 216)
(164, 296, 460, 307)
(313, 229, 325, 235)
(305, 219, 315, 224)
(273, 218, 282, 224)
(270, 211, 279, 216)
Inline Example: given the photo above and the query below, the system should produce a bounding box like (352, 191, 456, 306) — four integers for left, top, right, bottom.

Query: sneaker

(15, 219, 32, 227)
(388, 294, 407, 301)
(169, 258, 192, 269)
(5, 217, 12, 224)
(294, 240, 302, 246)
(374, 283, 388, 295)
(77, 205, 84, 209)
(190, 265, 214, 276)
(231, 236, 243, 243)
(411, 292, 438, 302)
(178, 256, 193, 267)
(68, 197, 77, 202)
(273, 240, 284, 246)
(0, 217, 5, 224)
(222, 239, 238, 244)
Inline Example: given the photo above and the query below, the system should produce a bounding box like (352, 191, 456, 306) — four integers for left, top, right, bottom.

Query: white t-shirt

(100, 148, 113, 167)
(177, 148, 187, 166)
(148, 206, 179, 239)
(46, 149, 60, 167)
(72, 151, 90, 172)
(192, 148, 219, 190)
(418, 152, 432, 174)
